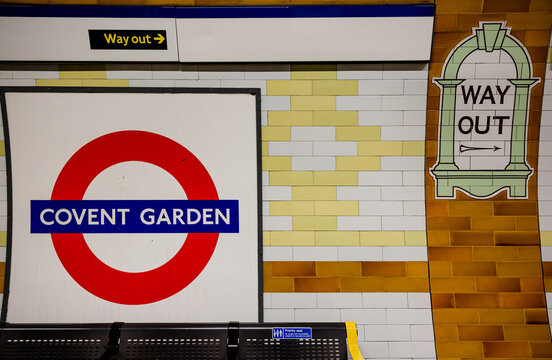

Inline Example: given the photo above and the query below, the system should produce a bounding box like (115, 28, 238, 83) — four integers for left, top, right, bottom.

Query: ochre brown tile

(483, 341, 530, 358)
(479, 309, 525, 324)
(264, 277, 294, 292)
(427, 230, 451, 246)
(473, 246, 517, 261)
(271, 262, 316, 276)
(263, 262, 272, 277)
(472, 216, 516, 231)
(436, 340, 484, 357)
(429, 261, 452, 277)
(499, 293, 546, 309)
(315, 262, 362, 276)
(482, 0, 530, 13)
(294, 277, 339, 292)
(476, 278, 521, 292)
(494, 231, 540, 246)
(435, 0, 484, 14)
(493, 201, 537, 216)
(406, 262, 429, 277)
(361, 262, 406, 276)
(455, 293, 500, 308)
(520, 277, 545, 292)
(427, 216, 471, 230)
(529, 341, 552, 357)
(339, 277, 384, 292)
(524, 308, 550, 324)
(452, 261, 497, 276)
(433, 309, 479, 324)
(496, 262, 543, 277)
(517, 246, 542, 261)
(434, 325, 458, 341)
(432, 293, 455, 308)
(530, 0, 552, 11)
(426, 201, 449, 216)
(434, 14, 458, 32)
(431, 278, 477, 292)
(449, 201, 493, 216)
(384, 277, 429, 292)
(428, 247, 473, 261)
(458, 325, 504, 341)
(516, 216, 539, 231)
(450, 231, 494, 245)
(503, 325, 551, 341)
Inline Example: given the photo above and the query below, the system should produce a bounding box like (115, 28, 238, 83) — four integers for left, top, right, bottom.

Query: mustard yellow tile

(36, 79, 83, 87)
(267, 80, 312, 95)
(59, 64, 106, 79)
(82, 79, 129, 87)
(270, 171, 313, 186)
(336, 157, 380, 171)
(263, 231, 271, 246)
(270, 201, 314, 216)
(292, 186, 336, 200)
(0, 141, 5, 156)
(405, 231, 427, 246)
(313, 111, 358, 126)
(262, 126, 291, 141)
(0, 231, 6, 247)
(262, 142, 268, 156)
(291, 96, 336, 111)
(336, 126, 381, 141)
(360, 231, 405, 246)
(403, 141, 425, 156)
(268, 111, 313, 126)
(315, 201, 358, 216)
(313, 80, 358, 95)
(315, 231, 360, 246)
(358, 141, 402, 156)
(270, 231, 315, 246)
(541, 231, 552, 245)
(262, 156, 291, 171)
(313, 171, 358, 186)
(548, 47, 552, 63)
(293, 216, 337, 231)
(291, 64, 337, 80)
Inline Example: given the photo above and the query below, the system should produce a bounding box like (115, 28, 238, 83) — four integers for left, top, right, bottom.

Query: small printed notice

(272, 328, 312, 339)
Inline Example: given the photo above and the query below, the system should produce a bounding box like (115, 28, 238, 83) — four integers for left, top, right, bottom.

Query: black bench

(0, 322, 363, 359)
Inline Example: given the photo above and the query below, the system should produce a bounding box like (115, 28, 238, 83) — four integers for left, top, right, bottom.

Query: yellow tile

(267, 80, 312, 95)
(403, 141, 425, 156)
(82, 79, 129, 87)
(315, 231, 360, 246)
(268, 111, 313, 126)
(358, 141, 402, 156)
(263, 231, 271, 246)
(360, 231, 405, 246)
(36, 79, 83, 87)
(291, 64, 337, 80)
(292, 186, 336, 200)
(548, 47, 552, 63)
(313, 111, 358, 126)
(313, 80, 358, 95)
(262, 156, 291, 171)
(262, 126, 291, 141)
(270, 201, 314, 216)
(0, 232, 5, 247)
(315, 201, 358, 216)
(291, 96, 336, 111)
(270, 171, 313, 186)
(336, 157, 380, 171)
(313, 171, 358, 186)
(262, 142, 268, 156)
(59, 64, 106, 79)
(405, 231, 428, 246)
(336, 126, 381, 141)
(0, 141, 5, 156)
(541, 231, 552, 245)
(270, 231, 316, 246)
(293, 216, 337, 231)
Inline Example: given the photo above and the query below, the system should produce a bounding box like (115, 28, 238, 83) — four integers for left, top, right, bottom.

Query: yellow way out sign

(89, 30, 167, 50)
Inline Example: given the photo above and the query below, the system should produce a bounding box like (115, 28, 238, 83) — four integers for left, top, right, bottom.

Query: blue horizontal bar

(0, 4, 434, 19)
(175, 5, 435, 18)
(0, 5, 176, 18)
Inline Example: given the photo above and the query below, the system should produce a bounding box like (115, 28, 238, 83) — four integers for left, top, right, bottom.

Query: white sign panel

(1, 89, 261, 323)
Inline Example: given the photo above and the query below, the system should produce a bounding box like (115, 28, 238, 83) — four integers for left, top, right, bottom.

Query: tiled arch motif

(426, 18, 552, 360)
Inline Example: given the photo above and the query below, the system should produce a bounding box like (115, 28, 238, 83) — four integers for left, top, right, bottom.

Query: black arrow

(459, 144, 501, 153)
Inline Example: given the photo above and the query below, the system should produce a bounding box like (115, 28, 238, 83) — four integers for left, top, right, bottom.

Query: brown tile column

(426, 0, 552, 358)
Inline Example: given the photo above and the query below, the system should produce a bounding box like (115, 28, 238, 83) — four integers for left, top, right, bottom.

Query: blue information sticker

(272, 327, 312, 339)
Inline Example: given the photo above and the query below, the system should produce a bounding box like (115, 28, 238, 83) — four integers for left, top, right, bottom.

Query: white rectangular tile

(382, 96, 427, 111)
(381, 187, 424, 201)
(271, 293, 317, 309)
(269, 142, 312, 156)
(404, 201, 426, 216)
(263, 246, 293, 261)
(364, 324, 411, 341)
(337, 96, 381, 111)
(262, 96, 290, 111)
(221, 80, 267, 95)
(262, 186, 292, 201)
(106, 64, 153, 79)
(408, 293, 432, 309)
(403, 171, 425, 186)
(129, 79, 175, 87)
(381, 156, 424, 171)
(292, 156, 335, 171)
(362, 293, 408, 309)
(387, 309, 433, 325)
(340, 309, 387, 324)
(317, 293, 363, 309)
(293, 246, 338, 261)
(381, 126, 426, 141)
(337, 246, 383, 261)
(295, 309, 341, 322)
(404, 80, 428, 95)
(262, 216, 292, 231)
(403, 110, 427, 126)
(382, 246, 427, 261)
(359, 201, 403, 215)
(314, 141, 357, 156)
(264, 309, 295, 322)
(410, 325, 435, 341)
(292, 126, 335, 141)
(358, 80, 403, 95)
(388, 342, 436, 358)
(359, 111, 403, 126)
(338, 216, 382, 231)
(337, 186, 381, 200)
(358, 171, 403, 185)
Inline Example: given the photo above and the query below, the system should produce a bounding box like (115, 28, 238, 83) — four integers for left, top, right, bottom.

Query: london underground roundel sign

(50, 130, 220, 305)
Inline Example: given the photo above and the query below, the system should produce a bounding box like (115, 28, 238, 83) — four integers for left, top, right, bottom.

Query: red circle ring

(51, 130, 219, 305)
